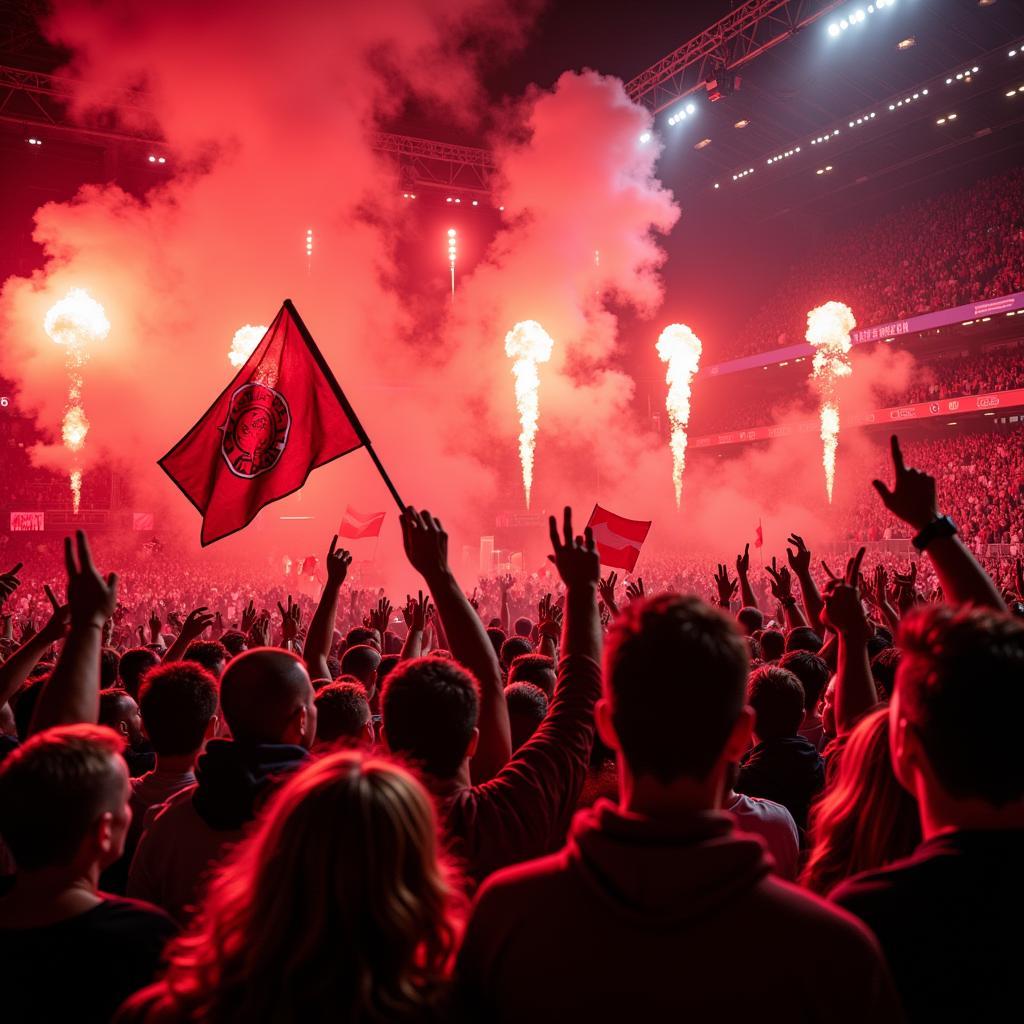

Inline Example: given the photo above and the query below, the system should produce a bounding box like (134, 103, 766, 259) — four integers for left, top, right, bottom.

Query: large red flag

(339, 505, 385, 539)
(586, 504, 652, 572)
(160, 301, 367, 545)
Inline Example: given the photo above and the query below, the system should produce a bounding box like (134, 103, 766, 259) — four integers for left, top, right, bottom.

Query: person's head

(485, 626, 507, 662)
(870, 645, 902, 701)
(138, 662, 219, 758)
(507, 653, 556, 697)
(779, 650, 830, 713)
(759, 629, 785, 662)
(183, 640, 230, 679)
(345, 626, 380, 652)
(158, 752, 461, 1021)
(504, 682, 548, 751)
(382, 630, 402, 656)
(219, 648, 317, 749)
(117, 647, 161, 700)
(381, 658, 479, 780)
(219, 629, 248, 657)
(0, 724, 131, 874)
(600, 595, 751, 791)
(513, 616, 533, 639)
(801, 708, 920, 895)
(314, 681, 373, 750)
(99, 688, 146, 751)
(100, 647, 121, 689)
(747, 666, 805, 742)
(376, 654, 400, 688)
(819, 676, 837, 739)
(737, 606, 764, 636)
(340, 644, 382, 697)
(891, 606, 1024, 815)
(785, 626, 823, 654)
(325, 654, 343, 681)
(499, 636, 533, 672)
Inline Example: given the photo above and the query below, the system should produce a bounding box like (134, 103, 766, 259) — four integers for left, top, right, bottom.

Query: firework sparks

(655, 323, 702, 508)
(806, 301, 856, 503)
(43, 288, 110, 513)
(504, 320, 555, 508)
(228, 324, 268, 367)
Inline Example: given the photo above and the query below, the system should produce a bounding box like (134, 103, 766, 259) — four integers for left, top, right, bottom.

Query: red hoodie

(455, 801, 903, 1023)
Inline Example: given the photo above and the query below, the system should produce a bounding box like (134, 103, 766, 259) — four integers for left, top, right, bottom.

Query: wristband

(912, 515, 957, 552)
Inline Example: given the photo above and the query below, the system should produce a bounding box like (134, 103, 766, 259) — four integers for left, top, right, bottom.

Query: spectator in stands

(313, 679, 373, 752)
(99, 688, 154, 778)
(181, 640, 229, 679)
(118, 647, 161, 701)
(340, 643, 381, 700)
(780, 650, 830, 752)
(499, 635, 533, 673)
(504, 682, 548, 752)
(507, 652, 556, 697)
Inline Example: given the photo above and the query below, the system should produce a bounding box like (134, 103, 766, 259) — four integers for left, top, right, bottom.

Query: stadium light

(639, 130, 652, 143)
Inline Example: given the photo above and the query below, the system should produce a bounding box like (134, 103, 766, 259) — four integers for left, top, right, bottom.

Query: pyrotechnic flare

(504, 320, 555, 509)
(228, 324, 268, 367)
(43, 288, 110, 513)
(655, 323, 703, 508)
(806, 300, 856, 503)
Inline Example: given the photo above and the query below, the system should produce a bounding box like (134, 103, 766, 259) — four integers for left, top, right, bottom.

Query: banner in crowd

(586, 504, 652, 572)
(9, 512, 44, 531)
(339, 506, 385, 539)
(132, 512, 155, 531)
(690, 387, 1024, 450)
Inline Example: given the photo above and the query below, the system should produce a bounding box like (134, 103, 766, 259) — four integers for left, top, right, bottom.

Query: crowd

(718, 166, 1024, 362)
(1, 431, 1022, 1023)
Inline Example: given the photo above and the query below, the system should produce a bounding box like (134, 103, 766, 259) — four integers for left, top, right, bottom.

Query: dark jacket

(737, 734, 825, 831)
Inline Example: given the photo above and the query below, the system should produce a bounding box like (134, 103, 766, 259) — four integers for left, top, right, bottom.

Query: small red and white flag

(586, 504, 652, 572)
(339, 505, 385, 540)
(754, 520, 764, 549)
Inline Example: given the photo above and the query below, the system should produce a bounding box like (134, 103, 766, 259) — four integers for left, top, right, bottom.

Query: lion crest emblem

(221, 382, 290, 478)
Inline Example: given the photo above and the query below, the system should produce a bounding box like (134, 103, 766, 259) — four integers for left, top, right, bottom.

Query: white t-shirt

(725, 791, 801, 880)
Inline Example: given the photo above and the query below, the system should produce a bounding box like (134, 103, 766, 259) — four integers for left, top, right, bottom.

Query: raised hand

(598, 571, 618, 611)
(547, 507, 600, 590)
(19, 618, 36, 643)
(240, 600, 257, 633)
(468, 587, 480, 612)
(181, 606, 216, 643)
(369, 596, 393, 636)
(405, 590, 431, 632)
(625, 578, 646, 602)
(149, 608, 162, 642)
(325, 535, 353, 586)
(872, 434, 940, 531)
(400, 508, 450, 581)
(64, 531, 119, 628)
(714, 564, 738, 606)
(37, 585, 70, 645)
(499, 573, 514, 596)
(786, 534, 811, 575)
(821, 547, 870, 641)
(0, 562, 23, 604)
(736, 543, 750, 577)
(277, 595, 302, 642)
(765, 557, 793, 601)
(538, 592, 563, 638)
(250, 610, 272, 647)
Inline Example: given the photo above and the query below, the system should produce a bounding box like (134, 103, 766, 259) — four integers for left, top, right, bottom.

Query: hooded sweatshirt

(455, 800, 902, 1023)
(127, 739, 308, 920)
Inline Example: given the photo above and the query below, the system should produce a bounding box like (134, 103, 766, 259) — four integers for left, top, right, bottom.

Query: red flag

(754, 520, 764, 549)
(300, 555, 318, 576)
(160, 301, 366, 545)
(586, 504, 652, 572)
(339, 505, 385, 539)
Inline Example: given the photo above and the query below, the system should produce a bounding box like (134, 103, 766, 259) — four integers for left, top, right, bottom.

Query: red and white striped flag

(586, 505, 651, 572)
(339, 505, 385, 540)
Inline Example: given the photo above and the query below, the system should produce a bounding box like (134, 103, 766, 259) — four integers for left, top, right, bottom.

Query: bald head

(220, 648, 316, 747)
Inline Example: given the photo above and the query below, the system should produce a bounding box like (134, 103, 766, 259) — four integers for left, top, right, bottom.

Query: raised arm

(714, 564, 739, 613)
(401, 507, 510, 781)
(873, 434, 1005, 611)
(30, 531, 118, 734)
(499, 574, 513, 635)
(786, 534, 824, 630)
(548, 507, 602, 664)
(736, 544, 758, 610)
(0, 586, 69, 708)
(303, 536, 352, 680)
(400, 590, 431, 661)
(766, 557, 809, 629)
(537, 593, 561, 660)
(162, 606, 216, 663)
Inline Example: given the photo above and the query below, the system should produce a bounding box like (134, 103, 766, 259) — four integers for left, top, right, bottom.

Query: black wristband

(912, 515, 957, 552)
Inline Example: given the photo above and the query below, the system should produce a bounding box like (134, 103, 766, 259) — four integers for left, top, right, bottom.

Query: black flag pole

(283, 298, 405, 513)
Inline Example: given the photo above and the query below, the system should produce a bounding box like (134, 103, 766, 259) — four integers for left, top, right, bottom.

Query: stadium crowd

(1, 431, 1023, 1023)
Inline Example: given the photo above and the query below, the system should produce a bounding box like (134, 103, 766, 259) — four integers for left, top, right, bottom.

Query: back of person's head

(895, 605, 1024, 807)
(98, 688, 145, 750)
(779, 650, 830, 711)
(507, 653, 556, 697)
(802, 708, 920, 895)
(220, 629, 248, 657)
(737, 606, 764, 635)
(0, 724, 129, 871)
(345, 626, 380, 651)
(785, 626, 823, 654)
(870, 645, 902, 701)
(603, 595, 749, 783)
(183, 639, 230, 679)
(376, 654, 400, 687)
(381, 657, 479, 779)
(485, 626, 507, 661)
(219, 648, 317, 749)
(314, 681, 372, 749)
(118, 647, 161, 700)
(382, 630, 402, 656)
(505, 682, 548, 751)
(139, 662, 219, 757)
(499, 635, 533, 671)
(747, 665, 805, 742)
(100, 646, 121, 689)
(866, 634, 890, 662)
(155, 752, 460, 1022)
(13, 677, 46, 740)
(759, 629, 785, 662)
(513, 616, 533, 638)
(325, 654, 343, 680)
(341, 644, 382, 691)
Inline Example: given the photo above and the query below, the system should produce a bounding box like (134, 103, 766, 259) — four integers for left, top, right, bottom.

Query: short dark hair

(779, 650, 830, 710)
(897, 605, 1024, 805)
(381, 657, 479, 779)
(183, 640, 229, 677)
(748, 665, 805, 741)
(759, 629, 785, 662)
(513, 616, 533, 638)
(138, 662, 218, 756)
(376, 654, 400, 686)
(220, 630, 247, 657)
(314, 681, 371, 746)
(0, 724, 125, 869)
(485, 627, 507, 661)
(98, 688, 136, 730)
(605, 595, 748, 784)
(871, 645, 902, 700)
(785, 626, 822, 654)
(345, 626, 379, 650)
(737, 607, 764, 634)
(340, 644, 381, 687)
(382, 630, 402, 656)
(505, 682, 549, 751)
(118, 647, 161, 700)
(100, 647, 121, 689)
(508, 653, 556, 696)
(500, 636, 533, 670)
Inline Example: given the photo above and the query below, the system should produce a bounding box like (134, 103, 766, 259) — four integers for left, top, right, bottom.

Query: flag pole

(283, 299, 405, 513)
